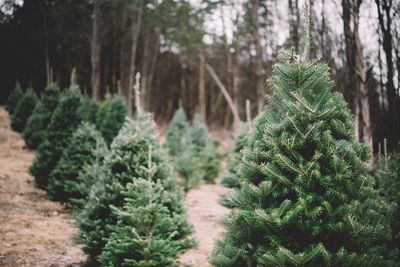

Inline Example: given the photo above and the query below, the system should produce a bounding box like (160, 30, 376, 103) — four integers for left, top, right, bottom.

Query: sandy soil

(179, 184, 230, 267)
(0, 106, 87, 267)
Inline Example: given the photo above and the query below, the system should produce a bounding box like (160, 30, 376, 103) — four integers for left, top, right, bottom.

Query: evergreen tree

(6, 82, 23, 114)
(30, 87, 82, 189)
(78, 97, 99, 124)
(77, 112, 188, 259)
(188, 114, 208, 149)
(11, 89, 38, 132)
(96, 95, 127, 145)
(99, 169, 194, 266)
(22, 84, 60, 149)
(376, 152, 400, 254)
(221, 131, 248, 189)
(165, 107, 189, 156)
(47, 122, 107, 204)
(209, 51, 398, 266)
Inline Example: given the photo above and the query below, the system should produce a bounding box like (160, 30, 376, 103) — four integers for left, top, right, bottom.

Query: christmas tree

(11, 89, 38, 132)
(22, 84, 60, 149)
(47, 122, 107, 204)
(77, 111, 187, 258)
(221, 130, 248, 189)
(6, 82, 23, 114)
(165, 107, 189, 156)
(30, 87, 82, 189)
(95, 95, 127, 145)
(99, 160, 194, 266)
(209, 50, 397, 266)
(78, 97, 99, 124)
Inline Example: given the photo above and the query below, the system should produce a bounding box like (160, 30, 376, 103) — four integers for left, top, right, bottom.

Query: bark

(91, 0, 101, 101)
(249, 0, 266, 114)
(127, 0, 143, 117)
(288, 0, 300, 53)
(198, 52, 206, 122)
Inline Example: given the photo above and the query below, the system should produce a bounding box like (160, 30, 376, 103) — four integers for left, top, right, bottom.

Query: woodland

(0, 0, 400, 267)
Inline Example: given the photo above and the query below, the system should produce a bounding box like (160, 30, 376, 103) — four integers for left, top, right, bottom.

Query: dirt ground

(0, 106, 87, 267)
(178, 184, 229, 267)
(0, 105, 231, 267)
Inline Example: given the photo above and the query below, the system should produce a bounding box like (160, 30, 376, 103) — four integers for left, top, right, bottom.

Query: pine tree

(165, 107, 189, 156)
(99, 164, 194, 266)
(77, 112, 187, 259)
(6, 82, 23, 114)
(47, 122, 107, 204)
(11, 89, 38, 132)
(96, 95, 127, 145)
(221, 131, 248, 189)
(30, 87, 82, 189)
(78, 97, 99, 124)
(22, 84, 60, 149)
(209, 51, 398, 266)
(188, 114, 208, 149)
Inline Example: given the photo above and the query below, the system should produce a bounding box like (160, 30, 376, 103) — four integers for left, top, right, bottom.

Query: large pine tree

(22, 84, 60, 149)
(30, 87, 82, 189)
(77, 111, 192, 260)
(209, 51, 397, 266)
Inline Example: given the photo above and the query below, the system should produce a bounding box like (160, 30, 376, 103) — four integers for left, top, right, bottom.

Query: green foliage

(376, 153, 400, 254)
(77, 112, 189, 259)
(165, 107, 189, 156)
(99, 178, 194, 267)
(29, 87, 82, 189)
(22, 84, 60, 149)
(6, 82, 23, 114)
(96, 95, 127, 145)
(47, 122, 107, 204)
(166, 109, 223, 190)
(221, 130, 248, 189)
(210, 52, 398, 266)
(78, 97, 99, 124)
(11, 89, 37, 132)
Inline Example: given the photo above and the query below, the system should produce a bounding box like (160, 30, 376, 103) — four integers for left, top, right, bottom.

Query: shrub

(22, 84, 60, 149)
(6, 82, 23, 114)
(30, 87, 82, 189)
(209, 51, 398, 266)
(11, 89, 38, 132)
(47, 122, 107, 204)
(77, 112, 191, 260)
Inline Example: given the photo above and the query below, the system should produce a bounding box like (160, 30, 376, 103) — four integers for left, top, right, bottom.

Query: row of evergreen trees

(6, 80, 194, 266)
(213, 50, 400, 266)
(165, 108, 223, 191)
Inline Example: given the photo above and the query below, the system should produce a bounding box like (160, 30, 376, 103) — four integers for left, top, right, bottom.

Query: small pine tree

(6, 82, 23, 114)
(221, 131, 248, 189)
(99, 172, 194, 266)
(166, 107, 189, 156)
(188, 114, 208, 149)
(209, 51, 397, 266)
(78, 97, 99, 124)
(96, 95, 127, 145)
(47, 122, 107, 204)
(22, 84, 60, 149)
(77, 112, 186, 258)
(11, 89, 38, 132)
(30, 87, 82, 189)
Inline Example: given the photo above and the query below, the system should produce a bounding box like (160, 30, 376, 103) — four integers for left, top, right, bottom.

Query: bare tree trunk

(91, 0, 101, 101)
(127, 0, 143, 117)
(198, 52, 206, 122)
(288, 0, 300, 52)
(249, 0, 265, 114)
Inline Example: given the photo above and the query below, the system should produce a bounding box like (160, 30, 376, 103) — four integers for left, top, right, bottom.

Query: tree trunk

(91, 0, 101, 101)
(127, 0, 143, 117)
(198, 51, 206, 122)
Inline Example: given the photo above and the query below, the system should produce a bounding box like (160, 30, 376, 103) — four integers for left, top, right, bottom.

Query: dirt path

(0, 106, 87, 267)
(179, 184, 230, 267)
